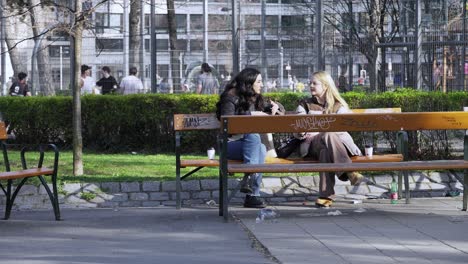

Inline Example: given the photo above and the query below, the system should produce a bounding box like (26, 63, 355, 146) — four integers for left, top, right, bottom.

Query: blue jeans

(227, 133, 266, 196)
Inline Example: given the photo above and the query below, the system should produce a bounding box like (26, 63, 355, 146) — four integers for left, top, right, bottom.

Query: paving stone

(63, 183, 82, 194)
(149, 192, 170, 201)
(181, 180, 200, 191)
(286, 197, 307, 203)
(450, 182, 463, 191)
(368, 184, 389, 193)
(334, 185, 349, 195)
(83, 183, 101, 192)
(373, 175, 395, 185)
(200, 179, 219, 190)
(409, 183, 434, 191)
(120, 201, 142, 207)
(19, 185, 38, 195)
(273, 188, 295, 197)
(227, 179, 239, 189)
(260, 188, 275, 197)
(427, 172, 451, 183)
(292, 187, 313, 196)
(98, 201, 119, 208)
(428, 182, 450, 191)
(100, 182, 120, 193)
(267, 197, 288, 203)
(183, 199, 204, 205)
(192, 191, 211, 199)
(121, 182, 140, 192)
(142, 201, 162, 207)
(161, 181, 176, 191)
(162, 200, 177, 206)
(65, 195, 88, 204)
(142, 181, 160, 192)
(109, 193, 129, 202)
(281, 176, 299, 188)
(347, 184, 370, 194)
(410, 172, 431, 183)
(262, 177, 282, 188)
(129, 192, 149, 201)
(38, 184, 54, 195)
(169, 191, 190, 200)
(298, 176, 316, 187)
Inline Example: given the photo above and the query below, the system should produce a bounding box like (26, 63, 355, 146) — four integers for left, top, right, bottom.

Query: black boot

(244, 195, 266, 208)
(240, 173, 253, 194)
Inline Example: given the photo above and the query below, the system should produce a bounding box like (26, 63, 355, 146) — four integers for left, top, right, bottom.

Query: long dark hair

(216, 68, 264, 118)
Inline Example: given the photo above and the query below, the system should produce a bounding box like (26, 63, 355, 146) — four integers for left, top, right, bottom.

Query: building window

(49, 46, 70, 57)
(190, 14, 203, 31)
(152, 14, 187, 34)
(96, 38, 124, 52)
(95, 13, 123, 34)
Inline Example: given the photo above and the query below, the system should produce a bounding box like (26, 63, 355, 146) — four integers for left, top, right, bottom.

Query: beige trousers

(308, 132, 352, 199)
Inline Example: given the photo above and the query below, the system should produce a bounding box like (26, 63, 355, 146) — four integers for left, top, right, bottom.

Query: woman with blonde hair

(295, 71, 363, 207)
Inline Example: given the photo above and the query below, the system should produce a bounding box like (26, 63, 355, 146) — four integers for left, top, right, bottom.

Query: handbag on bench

(275, 136, 303, 158)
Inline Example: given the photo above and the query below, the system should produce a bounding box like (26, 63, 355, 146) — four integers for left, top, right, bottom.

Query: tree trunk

(3, 5, 27, 77)
(29, 0, 55, 95)
(129, 0, 141, 68)
(72, 0, 84, 176)
(167, 0, 180, 93)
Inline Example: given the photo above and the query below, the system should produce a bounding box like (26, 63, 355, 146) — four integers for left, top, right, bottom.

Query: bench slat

(180, 154, 403, 168)
(224, 112, 468, 134)
(0, 168, 54, 180)
(227, 160, 468, 173)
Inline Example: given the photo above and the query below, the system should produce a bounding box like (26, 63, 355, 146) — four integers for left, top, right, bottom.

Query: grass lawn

(2, 150, 319, 183)
(2, 151, 220, 182)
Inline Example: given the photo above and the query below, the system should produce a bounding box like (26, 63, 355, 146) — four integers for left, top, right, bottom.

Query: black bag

(275, 137, 302, 158)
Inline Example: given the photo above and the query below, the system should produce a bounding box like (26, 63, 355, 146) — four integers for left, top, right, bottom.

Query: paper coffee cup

(365, 147, 373, 157)
(207, 148, 215, 160)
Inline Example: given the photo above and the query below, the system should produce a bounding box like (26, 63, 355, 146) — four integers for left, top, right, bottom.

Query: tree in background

(167, 0, 180, 92)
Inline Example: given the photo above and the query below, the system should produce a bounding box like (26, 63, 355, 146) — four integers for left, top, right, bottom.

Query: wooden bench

(0, 122, 60, 220)
(174, 108, 403, 209)
(219, 112, 468, 220)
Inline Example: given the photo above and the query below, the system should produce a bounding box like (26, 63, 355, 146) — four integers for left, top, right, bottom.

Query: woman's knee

(244, 133, 262, 143)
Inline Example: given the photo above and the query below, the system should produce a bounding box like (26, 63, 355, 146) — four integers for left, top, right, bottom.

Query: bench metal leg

(38, 175, 61, 220)
(463, 169, 467, 211)
(403, 171, 410, 204)
(4, 179, 12, 220)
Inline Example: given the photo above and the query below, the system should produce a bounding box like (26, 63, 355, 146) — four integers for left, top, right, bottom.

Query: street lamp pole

(150, 0, 157, 93)
(231, 0, 239, 75)
(203, 0, 208, 62)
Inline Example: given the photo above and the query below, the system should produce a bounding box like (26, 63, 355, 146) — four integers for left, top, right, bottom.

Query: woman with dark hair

(216, 68, 280, 208)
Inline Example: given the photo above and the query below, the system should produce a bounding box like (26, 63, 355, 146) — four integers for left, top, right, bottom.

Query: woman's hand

(303, 132, 318, 144)
(270, 101, 280, 115)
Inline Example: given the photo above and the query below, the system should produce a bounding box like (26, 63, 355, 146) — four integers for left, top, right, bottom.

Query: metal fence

(2, 0, 468, 95)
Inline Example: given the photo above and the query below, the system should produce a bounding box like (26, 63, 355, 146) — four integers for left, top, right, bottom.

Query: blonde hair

(312, 71, 349, 113)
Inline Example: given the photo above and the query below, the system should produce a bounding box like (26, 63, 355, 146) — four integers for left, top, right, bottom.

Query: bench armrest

(1, 142, 59, 173)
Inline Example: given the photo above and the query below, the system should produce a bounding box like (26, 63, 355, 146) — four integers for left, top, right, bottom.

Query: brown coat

(296, 97, 362, 157)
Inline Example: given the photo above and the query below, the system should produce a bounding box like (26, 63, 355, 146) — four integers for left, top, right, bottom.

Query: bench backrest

(173, 108, 401, 131)
(222, 111, 468, 134)
(0, 122, 7, 140)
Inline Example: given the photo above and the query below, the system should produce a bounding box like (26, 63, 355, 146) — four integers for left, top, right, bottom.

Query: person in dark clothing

(9, 72, 31, 96)
(96, 66, 119, 94)
(216, 68, 281, 208)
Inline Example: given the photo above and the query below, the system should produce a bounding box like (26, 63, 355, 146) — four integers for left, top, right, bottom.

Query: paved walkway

(0, 197, 467, 264)
(0, 207, 273, 264)
(233, 197, 468, 264)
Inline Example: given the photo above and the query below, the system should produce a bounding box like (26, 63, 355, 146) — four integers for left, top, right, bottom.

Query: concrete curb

(0, 171, 463, 210)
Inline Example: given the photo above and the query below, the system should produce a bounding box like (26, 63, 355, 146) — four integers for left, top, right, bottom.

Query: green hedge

(0, 90, 467, 157)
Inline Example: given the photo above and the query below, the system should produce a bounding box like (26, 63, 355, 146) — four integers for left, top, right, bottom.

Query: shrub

(0, 91, 467, 159)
